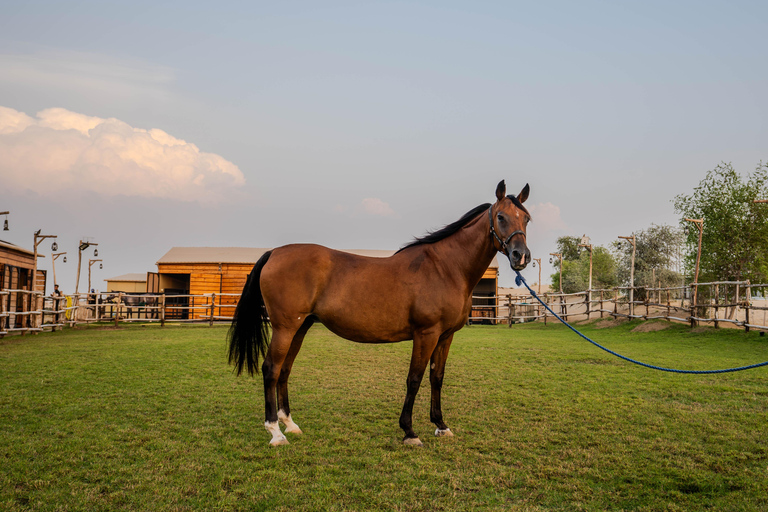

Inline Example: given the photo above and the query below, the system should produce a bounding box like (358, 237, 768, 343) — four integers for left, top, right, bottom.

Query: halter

(488, 206, 526, 256)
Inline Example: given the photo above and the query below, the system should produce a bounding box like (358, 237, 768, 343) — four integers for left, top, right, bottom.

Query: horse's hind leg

(276, 317, 314, 435)
(262, 326, 296, 446)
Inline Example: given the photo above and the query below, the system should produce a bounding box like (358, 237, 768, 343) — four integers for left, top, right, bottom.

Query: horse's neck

(431, 212, 497, 293)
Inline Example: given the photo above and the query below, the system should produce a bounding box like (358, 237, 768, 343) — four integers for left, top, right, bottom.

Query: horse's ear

(495, 180, 506, 202)
(517, 183, 530, 204)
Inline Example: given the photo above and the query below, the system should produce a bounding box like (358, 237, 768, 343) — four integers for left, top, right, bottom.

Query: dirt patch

(691, 326, 714, 334)
(631, 321, 672, 333)
(594, 318, 628, 329)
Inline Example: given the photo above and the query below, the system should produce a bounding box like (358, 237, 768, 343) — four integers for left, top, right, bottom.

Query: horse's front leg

(430, 333, 455, 437)
(399, 331, 439, 446)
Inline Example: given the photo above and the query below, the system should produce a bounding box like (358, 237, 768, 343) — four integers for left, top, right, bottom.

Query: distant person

(51, 284, 62, 297)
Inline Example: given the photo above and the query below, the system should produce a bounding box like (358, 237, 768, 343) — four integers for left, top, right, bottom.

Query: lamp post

(549, 253, 563, 294)
(75, 240, 99, 295)
(618, 235, 636, 318)
(32, 231, 57, 328)
(684, 218, 704, 327)
(531, 258, 542, 294)
(1, 211, 9, 231)
(88, 259, 103, 296)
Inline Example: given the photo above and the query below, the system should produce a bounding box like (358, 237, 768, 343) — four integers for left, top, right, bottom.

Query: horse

(228, 180, 531, 446)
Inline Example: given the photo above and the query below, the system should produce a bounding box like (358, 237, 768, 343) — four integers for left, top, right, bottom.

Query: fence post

(599, 290, 604, 319)
(506, 295, 512, 327)
(543, 293, 548, 326)
(114, 292, 121, 328)
(584, 291, 590, 321)
(714, 283, 720, 329)
(160, 294, 166, 327)
(744, 281, 750, 333)
(690, 284, 697, 328)
(209, 293, 216, 327)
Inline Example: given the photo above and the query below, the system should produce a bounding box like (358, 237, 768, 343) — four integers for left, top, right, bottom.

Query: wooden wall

(157, 262, 253, 319)
(0, 246, 35, 271)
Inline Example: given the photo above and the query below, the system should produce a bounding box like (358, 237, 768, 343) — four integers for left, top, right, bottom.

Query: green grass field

(1, 321, 767, 511)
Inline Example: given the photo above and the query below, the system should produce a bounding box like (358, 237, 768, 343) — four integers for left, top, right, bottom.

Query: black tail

(228, 251, 272, 376)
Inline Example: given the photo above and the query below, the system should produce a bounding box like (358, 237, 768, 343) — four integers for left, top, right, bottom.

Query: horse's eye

(497, 214, 504, 222)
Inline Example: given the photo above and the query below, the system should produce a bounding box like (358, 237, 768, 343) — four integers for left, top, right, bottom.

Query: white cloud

(360, 197, 397, 217)
(0, 106, 245, 202)
(528, 202, 568, 232)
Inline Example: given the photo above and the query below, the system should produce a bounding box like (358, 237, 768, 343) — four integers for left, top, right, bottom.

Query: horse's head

(490, 180, 531, 271)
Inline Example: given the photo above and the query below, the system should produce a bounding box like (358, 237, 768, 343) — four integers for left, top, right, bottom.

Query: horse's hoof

(435, 428, 454, 437)
(269, 435, 289, 446)
(284, 425, 303, 435)
(403, 437, 424, 447)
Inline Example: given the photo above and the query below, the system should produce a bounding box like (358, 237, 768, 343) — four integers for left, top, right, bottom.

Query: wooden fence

(468, 280, 768, 332)
(0, 290, 240, 337)
(4, 280, 768, 337)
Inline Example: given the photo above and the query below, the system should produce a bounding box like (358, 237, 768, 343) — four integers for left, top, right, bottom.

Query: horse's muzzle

(507, 245, 531, 271)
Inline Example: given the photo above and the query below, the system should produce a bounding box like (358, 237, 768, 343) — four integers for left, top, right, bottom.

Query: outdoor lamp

(549, 256, 553, 264)
(63, 256, 67, 263)
(532, 260, 536, 268)
(99, 263, 103, 270)
(51, 241, 58, 251)
(94, 248, 98, 257)
(3, 218, 7, 231)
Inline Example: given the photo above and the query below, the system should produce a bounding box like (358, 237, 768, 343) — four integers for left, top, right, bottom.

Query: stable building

(1, 239, 46, 331)
(104, 273, 149, 293)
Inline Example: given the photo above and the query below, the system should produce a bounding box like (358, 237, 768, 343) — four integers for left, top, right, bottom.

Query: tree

(612, 224, 685, 299)
(673, 162, 768, 283)
(550, 236, 617, 293)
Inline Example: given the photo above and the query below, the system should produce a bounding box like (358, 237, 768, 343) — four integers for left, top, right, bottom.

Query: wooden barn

(155, 247, 499, 322)
(104, 273, 149, 293)
(1, 239, 46, 331)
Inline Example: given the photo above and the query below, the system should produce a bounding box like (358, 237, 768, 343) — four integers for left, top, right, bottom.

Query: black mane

(397, 194, 531, 253)
(397, 203, 491, 253)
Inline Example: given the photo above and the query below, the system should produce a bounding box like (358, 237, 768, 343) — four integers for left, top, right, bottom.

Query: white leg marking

(278, 409, 303, 435)
(403, 437, 424, 447)
(435, 428, 454, 437)
(265, 421, 288, 446)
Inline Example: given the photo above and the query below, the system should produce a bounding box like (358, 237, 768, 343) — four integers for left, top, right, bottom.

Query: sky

(1, 0, 766, 293)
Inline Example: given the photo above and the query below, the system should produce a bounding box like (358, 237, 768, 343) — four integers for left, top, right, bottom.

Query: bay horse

(228, 180, 531, 446)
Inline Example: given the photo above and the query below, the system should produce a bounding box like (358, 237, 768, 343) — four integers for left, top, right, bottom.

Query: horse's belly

(317, 314, 412, 344)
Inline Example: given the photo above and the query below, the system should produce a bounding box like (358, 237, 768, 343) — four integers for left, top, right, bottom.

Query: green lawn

(1, 321, 767, 511)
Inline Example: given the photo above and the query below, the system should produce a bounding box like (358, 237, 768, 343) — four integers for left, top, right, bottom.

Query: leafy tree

(550, 237, 617, 293)
(673, 162, 768, 283)
(612, 224, 685, 299)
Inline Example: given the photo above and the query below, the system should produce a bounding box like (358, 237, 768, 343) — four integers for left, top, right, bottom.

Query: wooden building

(1, 239, 46, 331)
(155, 247, 499, 321)
(155, 247, 268, 320)
(104, 273, 149, 293)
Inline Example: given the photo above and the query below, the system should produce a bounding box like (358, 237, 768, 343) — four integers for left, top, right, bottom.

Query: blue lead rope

(513, 271, 768, 374)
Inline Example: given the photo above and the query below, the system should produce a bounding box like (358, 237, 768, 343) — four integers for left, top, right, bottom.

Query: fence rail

(480, 279, 768, 332)
(0, 290, 242, 336)
(4, 280, 768, 336)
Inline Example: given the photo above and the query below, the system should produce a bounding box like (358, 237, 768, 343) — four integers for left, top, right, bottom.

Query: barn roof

(0, 239, 34, 257)
(156, 247, 498, 268)
(157, 247, 271, 265)
(104, 273, 148, 283)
